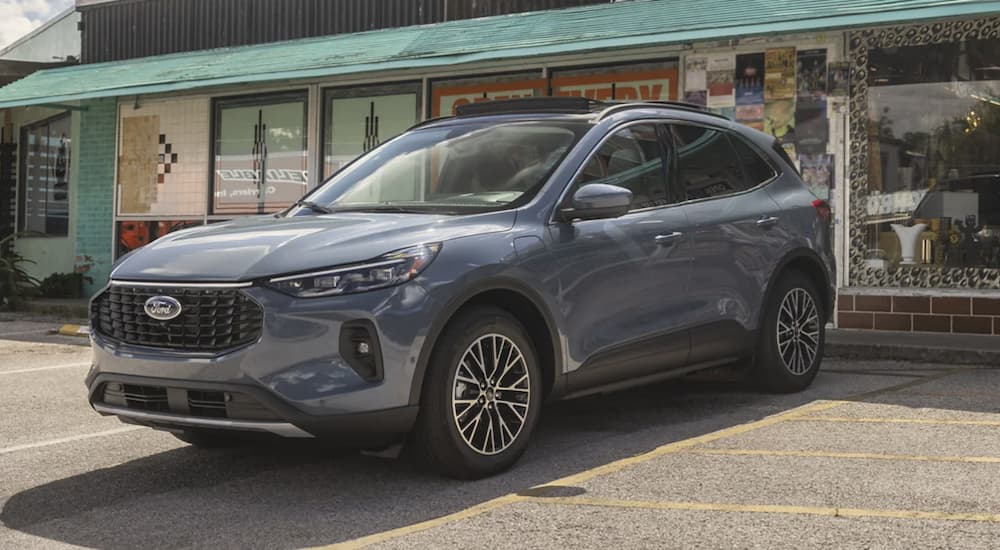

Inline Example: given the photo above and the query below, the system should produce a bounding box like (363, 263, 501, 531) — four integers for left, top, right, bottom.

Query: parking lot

(2, 320, 999, 549)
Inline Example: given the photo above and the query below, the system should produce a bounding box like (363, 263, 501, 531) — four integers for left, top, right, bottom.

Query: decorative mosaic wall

(117, 97, 210, 217)
(848, 17, 1000, 289)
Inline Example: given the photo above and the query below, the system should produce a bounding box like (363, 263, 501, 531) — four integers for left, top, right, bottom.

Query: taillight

(812, 199, 831, 222)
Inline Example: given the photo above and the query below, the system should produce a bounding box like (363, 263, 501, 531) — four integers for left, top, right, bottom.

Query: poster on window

(706, 54, 735, 108)
(764, 47, 796, 100)
(735, 53, 765, 105)
(736, 104, 765, 130)
(797, 49, 828, 100)
(827, 62, 850, 97)
(765, 99, 796, 143)
(432, 79, 546, 117)
(551, 69, 678, 103)
(795, 99, 829, 155)
(799, 153, 835, 200)
(684, 56, 708, 91)
(325, 93, 418, 177)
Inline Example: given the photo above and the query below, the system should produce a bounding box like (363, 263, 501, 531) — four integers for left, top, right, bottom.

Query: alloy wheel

(776, 288, 820, 375)
(451, 333, 531, 455)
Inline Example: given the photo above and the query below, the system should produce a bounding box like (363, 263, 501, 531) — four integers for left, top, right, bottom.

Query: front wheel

(409, 306, 542, 479)
(752, 271, 825, 393)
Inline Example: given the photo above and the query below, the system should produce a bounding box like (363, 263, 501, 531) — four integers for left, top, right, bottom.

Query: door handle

(756, 216, 780, 229)
(655, 232, 684, 246)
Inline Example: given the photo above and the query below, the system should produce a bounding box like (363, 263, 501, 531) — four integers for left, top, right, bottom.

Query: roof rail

(597, 100, 730, 121)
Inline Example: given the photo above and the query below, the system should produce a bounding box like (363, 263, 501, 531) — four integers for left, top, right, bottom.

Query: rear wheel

(409, 306, 542, 479)
(753, 271, 825, 393)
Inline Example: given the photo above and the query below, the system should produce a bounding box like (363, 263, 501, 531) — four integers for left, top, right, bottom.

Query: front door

(546, 123, 693, 389)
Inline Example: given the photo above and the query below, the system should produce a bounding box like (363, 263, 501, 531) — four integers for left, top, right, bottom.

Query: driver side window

(574, 124, 669, 211)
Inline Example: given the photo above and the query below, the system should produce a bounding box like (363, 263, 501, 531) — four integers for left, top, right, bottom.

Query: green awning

(1, 0, 998, 108)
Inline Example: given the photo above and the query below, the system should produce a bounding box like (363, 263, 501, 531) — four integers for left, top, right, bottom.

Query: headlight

(266, 243, 441, 298)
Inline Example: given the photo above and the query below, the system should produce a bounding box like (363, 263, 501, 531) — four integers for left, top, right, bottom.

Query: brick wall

(838, 292, 1000, 335)
(74, 98, 117, 297)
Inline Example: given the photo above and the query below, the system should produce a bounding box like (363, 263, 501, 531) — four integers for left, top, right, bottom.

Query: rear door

(668, 123, 786, 363)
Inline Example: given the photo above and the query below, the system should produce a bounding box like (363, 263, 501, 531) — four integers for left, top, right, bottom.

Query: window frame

(553, 119, 676, 221)
(17, 111, 72, 237)
(666, 120, 781, 206)
(208, 89, 309, 216)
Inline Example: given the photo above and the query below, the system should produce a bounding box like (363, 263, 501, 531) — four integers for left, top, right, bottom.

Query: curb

(825, 340, 1000, 367)
(57, 324, 91, 338)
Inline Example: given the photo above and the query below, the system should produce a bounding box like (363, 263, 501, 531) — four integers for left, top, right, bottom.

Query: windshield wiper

(291, 199, 333, 215)
(330, 205, 442, 214)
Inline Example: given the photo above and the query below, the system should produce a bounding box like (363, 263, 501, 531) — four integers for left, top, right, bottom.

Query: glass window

(323, 86, 421, 178)
(671, 124, 746, 200)
(574, 124, 669, 211)
(117, 219, 203, 258)
(866, 38, 1000, 270)
(18, 113, 71, 236)
(212, 93, 308, 215)
(729, 135, 777, 187)
(299, 121, 588, 215)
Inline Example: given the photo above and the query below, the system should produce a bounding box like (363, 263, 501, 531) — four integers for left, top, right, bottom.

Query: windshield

(293, 120, 589, 215)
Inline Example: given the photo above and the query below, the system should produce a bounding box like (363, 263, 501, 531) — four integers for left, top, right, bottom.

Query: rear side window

(729, 135, 777, 187)
(671, 124, 746, 201)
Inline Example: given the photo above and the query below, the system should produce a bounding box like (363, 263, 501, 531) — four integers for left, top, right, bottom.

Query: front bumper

(87, 282, 438, 440)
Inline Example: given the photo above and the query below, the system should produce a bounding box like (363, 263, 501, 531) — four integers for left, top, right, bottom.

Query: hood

(112, 211, 516, 282)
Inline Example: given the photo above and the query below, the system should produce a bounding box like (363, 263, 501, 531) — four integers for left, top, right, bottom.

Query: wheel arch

(762, 248, 834, 325)
(408, 279, 563, 406)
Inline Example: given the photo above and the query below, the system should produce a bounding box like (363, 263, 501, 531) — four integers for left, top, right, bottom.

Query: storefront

(838, 16, 1000, 334)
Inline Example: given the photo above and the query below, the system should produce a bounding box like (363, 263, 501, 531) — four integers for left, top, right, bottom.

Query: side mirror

(560, 183, 633, 222)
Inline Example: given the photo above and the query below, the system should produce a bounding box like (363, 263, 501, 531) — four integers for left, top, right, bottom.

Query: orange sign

(432, 79, 548, 117)
(551, 69, 678, 102)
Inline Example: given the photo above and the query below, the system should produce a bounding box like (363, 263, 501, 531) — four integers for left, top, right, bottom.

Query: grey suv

(88, 98, 834, 479)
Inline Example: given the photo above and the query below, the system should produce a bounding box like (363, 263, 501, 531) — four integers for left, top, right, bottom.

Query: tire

(409, 306, 543, 479)
(752, 270, 825, 393)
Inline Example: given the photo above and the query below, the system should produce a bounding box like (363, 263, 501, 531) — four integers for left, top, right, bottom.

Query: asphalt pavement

(1, 320, 999, 549)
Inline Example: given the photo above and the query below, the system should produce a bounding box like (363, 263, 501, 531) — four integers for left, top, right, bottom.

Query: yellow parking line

(898, 391, 1000, 398)
(321, 367, 969, 549)
(790, 416, 1000, 427)
(316, 400, 847, 550)
(687, 448, 1000, 464)
(539, 400, 849, 488)
(521, 495, 1000, 524)
(322, 495, 521, 550)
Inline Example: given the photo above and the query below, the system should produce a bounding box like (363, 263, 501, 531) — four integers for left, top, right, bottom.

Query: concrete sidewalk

(826, 329, 1000, 367)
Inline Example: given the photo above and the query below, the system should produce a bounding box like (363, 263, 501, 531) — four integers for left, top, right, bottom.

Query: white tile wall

(117, 97, 211, 216)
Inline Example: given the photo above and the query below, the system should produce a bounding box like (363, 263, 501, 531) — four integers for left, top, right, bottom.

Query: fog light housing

(340, 320, 383, 382)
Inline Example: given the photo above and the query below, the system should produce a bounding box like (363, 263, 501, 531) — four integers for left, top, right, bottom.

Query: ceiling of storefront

(1, 0, 999, 108)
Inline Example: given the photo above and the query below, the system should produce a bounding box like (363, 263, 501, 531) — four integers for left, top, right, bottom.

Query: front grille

(188, 390, 227, 418)
(104, 383, 169, 412)
(92, 285, 263, 353)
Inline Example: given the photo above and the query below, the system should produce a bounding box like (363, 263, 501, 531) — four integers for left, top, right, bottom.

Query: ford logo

(144, 296, 182, 321)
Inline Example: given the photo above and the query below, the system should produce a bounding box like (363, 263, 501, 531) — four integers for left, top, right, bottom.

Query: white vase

(891, 223, 928, 265)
